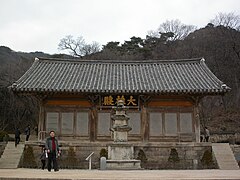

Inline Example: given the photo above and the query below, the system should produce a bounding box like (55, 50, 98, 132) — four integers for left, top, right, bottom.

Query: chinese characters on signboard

(102, 95, 138, 106)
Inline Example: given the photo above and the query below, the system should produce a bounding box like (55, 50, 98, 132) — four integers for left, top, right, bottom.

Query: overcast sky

(0, 0, 239, 54)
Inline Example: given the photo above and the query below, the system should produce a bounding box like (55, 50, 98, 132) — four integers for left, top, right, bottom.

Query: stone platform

(0, 169, 240, 180)
(106, 159, 141, 170)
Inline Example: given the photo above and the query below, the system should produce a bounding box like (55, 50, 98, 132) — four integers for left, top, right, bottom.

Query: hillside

(89, 25, 240, 133)
(0, 47, 76, 132)
(0, 25, 240, 133)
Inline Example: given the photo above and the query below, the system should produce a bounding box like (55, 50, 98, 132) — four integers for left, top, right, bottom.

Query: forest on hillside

(0, 12, 240, 134)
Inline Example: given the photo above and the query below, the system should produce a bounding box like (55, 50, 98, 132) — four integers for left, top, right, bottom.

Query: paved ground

(0, 169, 240, 180)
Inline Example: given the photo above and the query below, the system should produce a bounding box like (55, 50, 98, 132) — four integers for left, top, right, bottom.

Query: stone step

(4, 148, 24, 151)
(2, 151, 24, 154)
(1, 154, 23, 157)
(214, 157, 237, 160)
(0, 163, 19, 167)
(1, 157, 23, 160)
(212, 143, 239, 170)
(214, 156, 236, 159)
(0, 156, 22, 159)
(1, 152, 23, 155)
(3, 149, 24, 152)
(5, 146, 25, 149)
(0, 142, 25, 169)
(218, 166, 239, 170)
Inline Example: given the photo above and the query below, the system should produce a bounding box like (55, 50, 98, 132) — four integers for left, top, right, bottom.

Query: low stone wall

(210, 133, 240, 144)
(19, 142, 107, 169)
(0, 142, 6, 158)
(134, 142, 216, 169)
(19, 142, 217, 169)
(231, 145, 240, 166)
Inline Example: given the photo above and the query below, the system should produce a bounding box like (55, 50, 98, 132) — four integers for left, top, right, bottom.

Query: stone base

(108, 143, 134, 160)
(106, 159, 141, 170)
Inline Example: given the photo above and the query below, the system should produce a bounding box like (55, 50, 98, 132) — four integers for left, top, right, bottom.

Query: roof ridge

(36, 57, 204, 64)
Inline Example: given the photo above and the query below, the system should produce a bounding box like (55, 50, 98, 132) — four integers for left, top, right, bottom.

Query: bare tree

(210, 12, 240, 30)
(148, 19, 196, 41)
(58, 35, 101, 57)
(81, 41, 101, 56)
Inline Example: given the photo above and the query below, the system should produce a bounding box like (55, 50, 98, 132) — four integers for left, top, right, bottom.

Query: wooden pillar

(88, 95, 100, 142)
(38, 101, 45, 140)
(194, 98, 201, 142)
(140, 95, 151, 142)
(89, 106, 97, 142)
(141, 105, 149, 142)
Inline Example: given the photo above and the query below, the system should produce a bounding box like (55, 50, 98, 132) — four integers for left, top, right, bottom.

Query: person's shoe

(54, 169, 59, 172)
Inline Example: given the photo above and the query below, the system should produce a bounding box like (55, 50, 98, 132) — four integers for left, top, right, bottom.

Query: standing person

(34, 126, 38, 136)
(45, 131, 61, 172)
(25, 125, 31, 141)
(205, 127, 210, 142)
(15, 127, 21, 147)
(200, 133, 204, 142)
(40, 147, 47, 170)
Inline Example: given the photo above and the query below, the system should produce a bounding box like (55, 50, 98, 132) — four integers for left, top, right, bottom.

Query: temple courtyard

(0, 169, 240, 180)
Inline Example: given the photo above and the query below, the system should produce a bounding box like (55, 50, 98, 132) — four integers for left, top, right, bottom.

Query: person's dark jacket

(45, 137, 60, 153)
(15, 129, 21, 138)
(25, 126, 30, 135)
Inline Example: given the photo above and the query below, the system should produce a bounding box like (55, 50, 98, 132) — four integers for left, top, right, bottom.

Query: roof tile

(11, 57, 230, 95)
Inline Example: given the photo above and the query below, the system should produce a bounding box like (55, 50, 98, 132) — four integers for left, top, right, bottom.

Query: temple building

(11, 57, 230, 143)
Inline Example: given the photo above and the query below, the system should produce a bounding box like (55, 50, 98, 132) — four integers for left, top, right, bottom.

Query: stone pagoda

(106, 100, 141, 169)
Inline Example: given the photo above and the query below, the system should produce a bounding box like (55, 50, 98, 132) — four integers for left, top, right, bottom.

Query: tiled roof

(11, 57, 230, 95)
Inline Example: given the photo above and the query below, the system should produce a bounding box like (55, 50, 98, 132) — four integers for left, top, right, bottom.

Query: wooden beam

(45, 100, 91, 106)
(148, 101, 193, 107)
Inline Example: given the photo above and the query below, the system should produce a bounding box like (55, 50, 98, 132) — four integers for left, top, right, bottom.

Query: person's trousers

(47, 151, 58, 171)
(41, 160, 46, 170)
(205, 136, 209, 142)
(15, 137, 20, 147)
(26, 135, 30, 141)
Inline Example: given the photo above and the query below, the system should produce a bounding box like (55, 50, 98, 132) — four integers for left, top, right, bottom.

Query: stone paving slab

(0, 169, 240, 180)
